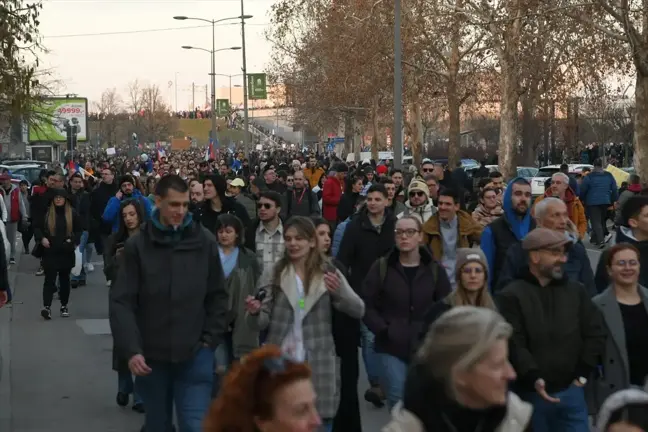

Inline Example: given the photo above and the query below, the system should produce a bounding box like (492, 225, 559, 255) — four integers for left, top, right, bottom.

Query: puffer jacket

(579, 168, 618, 206)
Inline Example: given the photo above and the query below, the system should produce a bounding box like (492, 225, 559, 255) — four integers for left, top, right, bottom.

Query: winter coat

(304, 166, 325, 189)
(69, 189, 91, 232)
(281, 187, 320, 219)
(109, 211, 228, 364)
(496, 230, 596, 295)
(34, 205, 82, 271)
(471, 203, 504, 227)
(384, 362, 532, 432)
(322, 176, 343, 222)
(336, 191, 360, 223)
(103, 189, 153, 233)
(480, 178, 535, 291)
(397, 200, 437, 225)
(332, 216, 351, 257)
(245, 263, 365, 419)
(362, 247, 451, 362)
(615, 184, 641, 225)
(421, 210, 483, 262)
(235, 192, 257, 221)
(532, 187, 587, 238)
(579, 169, 618, 206)
(586, 286, 648, 414)
(194, 197, 250, 234)
(90, 181, 119, 236)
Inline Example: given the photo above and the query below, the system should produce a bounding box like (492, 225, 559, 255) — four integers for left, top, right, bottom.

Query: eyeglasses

(257, 202, 273, 209)
(614, 259, 639, 267)
(395, 228, 420, 238)
(409, 191, 425, 198)
(422, 168, 434, 173)
(462, 267, 484, 275)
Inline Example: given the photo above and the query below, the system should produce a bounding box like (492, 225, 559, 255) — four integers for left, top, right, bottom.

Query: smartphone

(254, 287, 268, 302)
(323, 260, 337, 274)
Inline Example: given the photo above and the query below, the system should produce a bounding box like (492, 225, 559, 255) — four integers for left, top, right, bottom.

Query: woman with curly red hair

(204, 344, 321, 432)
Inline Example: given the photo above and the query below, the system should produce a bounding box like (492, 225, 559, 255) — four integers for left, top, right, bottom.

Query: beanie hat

(376, 164, 388, 175)
(120, 175, 135, 188)
(407, 180, 429, 199)
(455, 248, 488, 280)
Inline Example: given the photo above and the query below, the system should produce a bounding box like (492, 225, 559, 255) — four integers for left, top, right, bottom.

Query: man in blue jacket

(579, 158, 617, 247)
(481, 177, 534, 291)
(103, 175, 153, 232)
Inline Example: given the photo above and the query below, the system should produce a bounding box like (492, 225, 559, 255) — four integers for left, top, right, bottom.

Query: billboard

(29, 97, 88, 142)
(247, 73, 267, 100)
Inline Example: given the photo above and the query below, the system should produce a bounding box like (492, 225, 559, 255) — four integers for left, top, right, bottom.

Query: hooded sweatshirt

(480, 177, 534, 290)
(595, 226, 648, 293)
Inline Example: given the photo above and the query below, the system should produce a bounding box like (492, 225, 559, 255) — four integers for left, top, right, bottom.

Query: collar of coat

(421, 210, 481, 237)
(276, 264, 333, 316)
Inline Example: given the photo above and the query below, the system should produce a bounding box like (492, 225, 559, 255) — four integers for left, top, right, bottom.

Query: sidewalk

(2, 253, 143, 432)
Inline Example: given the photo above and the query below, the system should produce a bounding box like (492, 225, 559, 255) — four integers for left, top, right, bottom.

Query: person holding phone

(244, 216, 364, 432)
(33, 188, 81, 320)
(105, 199, 145, 414)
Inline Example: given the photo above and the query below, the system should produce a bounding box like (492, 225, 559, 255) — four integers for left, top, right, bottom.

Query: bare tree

(94, 88, 123, 146)
(140, 84, 173, 142)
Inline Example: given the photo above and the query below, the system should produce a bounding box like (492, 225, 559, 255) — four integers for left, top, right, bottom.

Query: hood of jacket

(502, 177, 532, 241)
(148, 208, 197, 246)
(473, 203, 504, 218)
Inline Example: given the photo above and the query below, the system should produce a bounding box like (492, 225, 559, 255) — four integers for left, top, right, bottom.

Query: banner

(29, 97, 88, 142)
(247, 73, 267, 100)
(216, 99, 229, 116)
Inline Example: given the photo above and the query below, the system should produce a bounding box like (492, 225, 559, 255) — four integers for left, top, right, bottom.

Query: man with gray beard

(496, 228, 605, 432)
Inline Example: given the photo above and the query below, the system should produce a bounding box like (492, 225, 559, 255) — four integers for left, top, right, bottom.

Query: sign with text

(29, 97, 88, 142)
(216, 99, 229, 116)
(247, 73, 267, 100)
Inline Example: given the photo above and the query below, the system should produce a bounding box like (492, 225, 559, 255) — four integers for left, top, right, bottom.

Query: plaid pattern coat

(246, 263, 365, 419)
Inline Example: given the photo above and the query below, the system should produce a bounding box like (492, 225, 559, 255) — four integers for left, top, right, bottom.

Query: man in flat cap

(497, 227, 605, 432)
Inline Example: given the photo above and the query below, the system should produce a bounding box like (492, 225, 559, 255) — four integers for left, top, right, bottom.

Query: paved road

(0, 242, 604, 432)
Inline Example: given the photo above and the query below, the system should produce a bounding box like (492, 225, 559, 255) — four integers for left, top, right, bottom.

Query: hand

(573, 379, 585, 388)
(535, 378, 560, 403)
(116, 191, 123, 200)
(115, 247, 124, 257)
(41, 238, 50, 248)
(0, 291, 7, 308)
(245, 295, 262, 315)
(324, 271, 340, 294)
(128, 354, 152, 376)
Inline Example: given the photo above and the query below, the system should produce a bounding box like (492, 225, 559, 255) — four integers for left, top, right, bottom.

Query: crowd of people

(0, 147, 648, 432)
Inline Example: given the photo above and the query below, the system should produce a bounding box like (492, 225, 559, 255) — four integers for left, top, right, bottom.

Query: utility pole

(240, 0, 250, 156)
(192, 82, 195, 110)
(175, 72, 178, 112)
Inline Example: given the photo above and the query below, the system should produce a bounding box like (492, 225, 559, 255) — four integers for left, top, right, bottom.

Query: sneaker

(70, 280, 79, 289)
(106, 280, 111, 287)
(85, 263, 95, 272)
(9, 258, 15, 265)
(60, 305, 70, 318)
(604, 233, 613, 243)
(41, 307, 52, 320)
(364, 386, 385, 408)
(116, 392, 129, 407)
(132, 402, 145, 413)
(35, 267, 44, 276)
(599, 242, 606, 249)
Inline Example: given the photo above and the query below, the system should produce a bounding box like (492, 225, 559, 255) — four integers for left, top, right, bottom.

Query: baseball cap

(230, 178, 245, 188)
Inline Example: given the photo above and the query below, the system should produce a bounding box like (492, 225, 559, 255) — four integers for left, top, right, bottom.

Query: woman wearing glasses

(205, 344, 322, 432)
(419, 247, 496, 336)
(244, 216, 364, 432)
(361, 216, 451, 409)
(588, 244, 648, 412)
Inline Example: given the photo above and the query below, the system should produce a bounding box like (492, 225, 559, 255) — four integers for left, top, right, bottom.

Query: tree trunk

(521, 94, 537, 166)
(371, 96, 379, 161)
(409, 103, 424, 168)
(343, 113, 354, 158)
(447, 82, 461, 169)
(634, 71, 648, 180)
(498, 62, 518, 179)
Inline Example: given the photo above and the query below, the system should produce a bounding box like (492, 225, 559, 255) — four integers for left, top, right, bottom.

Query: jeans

(71, 231, 93, 282)
(43, 268, 70, 307)
(360, 323, 380, 386)
(136, 347, 214, 432)
(118, 369, 142, 405)
(6, 221, 17, 260)
(212, 331, 234, 397)
(587, 204, 609, 244)
(526, 384, 589, 432)
(379, 353, 408, 409)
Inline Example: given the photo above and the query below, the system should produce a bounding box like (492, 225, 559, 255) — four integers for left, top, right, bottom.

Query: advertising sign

(29, 97, 88, 142)
(216, 99, 229, 116)
(247, 73, 267, 100)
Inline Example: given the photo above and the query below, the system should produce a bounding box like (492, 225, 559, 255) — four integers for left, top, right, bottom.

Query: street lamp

(393, 0, 402, 169)
(174, 14, 250, 148)
(211, 73, 244, 104)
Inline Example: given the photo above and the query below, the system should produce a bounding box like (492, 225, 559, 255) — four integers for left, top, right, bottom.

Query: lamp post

(174, 14, 249, 147)
(393, 0, 403, 169)
(213, 73, 244, 105)
(239, 6, 252, 156)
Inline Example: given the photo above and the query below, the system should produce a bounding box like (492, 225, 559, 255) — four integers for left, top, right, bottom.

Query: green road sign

(29, 97, 89, 142)
(216, 99, 229, 116)
(247, 73, 267, 100)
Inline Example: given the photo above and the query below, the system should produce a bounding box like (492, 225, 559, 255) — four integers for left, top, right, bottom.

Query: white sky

(38, 0, 274, 111)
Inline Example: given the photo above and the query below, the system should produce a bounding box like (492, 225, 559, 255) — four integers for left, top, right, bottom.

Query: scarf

(219, 246, 239, 279)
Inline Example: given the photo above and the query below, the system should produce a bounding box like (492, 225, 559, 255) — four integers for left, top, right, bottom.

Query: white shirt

(281, 274, 306, 361)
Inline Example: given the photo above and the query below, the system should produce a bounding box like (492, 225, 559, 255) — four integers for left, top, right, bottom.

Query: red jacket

(1, 187, 21, 222)
(322, 175, 343, 222)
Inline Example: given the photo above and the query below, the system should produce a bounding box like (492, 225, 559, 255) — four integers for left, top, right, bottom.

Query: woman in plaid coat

(245, 216, 365, 430)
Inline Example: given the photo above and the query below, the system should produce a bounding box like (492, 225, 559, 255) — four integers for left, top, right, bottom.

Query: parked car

(465, 165, 538, 182)
(0, 164, 44, 187)
(1, 160, 49, 168)
(530, 164, 593, 196)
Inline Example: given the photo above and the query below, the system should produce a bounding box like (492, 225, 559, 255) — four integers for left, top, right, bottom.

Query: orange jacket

(532, 188, 587, 239)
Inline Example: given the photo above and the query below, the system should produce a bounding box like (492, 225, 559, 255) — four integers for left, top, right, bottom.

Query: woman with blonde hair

(204, 344, 321, 432)
(385, 306, 532, 432)
(419, 248, 496, 340)
(245, 216, 365, 431)
(33, 189, 81, 320)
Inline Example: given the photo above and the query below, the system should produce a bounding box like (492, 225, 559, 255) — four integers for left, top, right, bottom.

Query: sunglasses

(422, 168, 434, 173)
(409, 191, 425, 198)
(257, 202, 273, 209)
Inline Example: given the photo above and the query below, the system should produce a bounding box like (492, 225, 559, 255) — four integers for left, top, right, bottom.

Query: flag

(67, 160, 80, 173)
(205, 138, 216, 161)
(156, 141, 166, 161)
